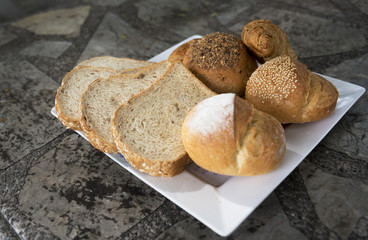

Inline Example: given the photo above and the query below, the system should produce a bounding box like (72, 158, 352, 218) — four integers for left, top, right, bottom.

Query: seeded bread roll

(183, 32, 257, 96)
(241, 19, 297, 62)
(182, 93, 286, 176)
(245, 55, 338, 123)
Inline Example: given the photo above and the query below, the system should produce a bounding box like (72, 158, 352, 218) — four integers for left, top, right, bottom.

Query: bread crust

(79, 83, 119, 153)
(111, 62, 216, 177)
(55, 98, 82, 130)
(79, 61, 172, 154)
(168, 39, 198, 63)
(55, 66, 119, 131)
(183, 32, 257, 96)
(241, 19, 297, 62)
(245, 56, 338, 123)
(112, 110, 191, 177)
(303, 73, 339, 122)
(76, 56, 153, 70)
(182, 94, 285, 176)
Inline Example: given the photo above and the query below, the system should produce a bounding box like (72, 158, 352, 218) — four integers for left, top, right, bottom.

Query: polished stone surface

(20, 40, 72, 58)
(0, 0, 367, 239)
(0, 27, 17, 47)
(11, 5, 90, 36)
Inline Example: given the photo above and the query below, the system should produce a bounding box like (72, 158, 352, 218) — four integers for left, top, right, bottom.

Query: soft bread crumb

(112, 62, 216, 176)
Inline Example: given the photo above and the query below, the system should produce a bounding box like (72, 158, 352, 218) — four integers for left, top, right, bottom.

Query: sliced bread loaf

(55, 66, 120, 130)
(76, 56, 153, 71)
(112, 61, 217, 177)
(80, 61, 172, 153)
(121, 65, 151, 75)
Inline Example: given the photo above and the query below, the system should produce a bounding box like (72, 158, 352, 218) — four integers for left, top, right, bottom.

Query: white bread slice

(80, 61, 172, 153)
(76, 56, 153, 71)
(112, 62, 217, 177)
(55, 66, 120, 130)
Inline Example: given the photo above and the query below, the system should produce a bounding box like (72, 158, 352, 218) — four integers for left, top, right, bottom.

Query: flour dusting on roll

(182, 93, 286, 176)
(187, 93, 235, 137)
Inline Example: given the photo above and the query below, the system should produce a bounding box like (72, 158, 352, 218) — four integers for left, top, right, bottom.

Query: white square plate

(51, 35, 365, 236)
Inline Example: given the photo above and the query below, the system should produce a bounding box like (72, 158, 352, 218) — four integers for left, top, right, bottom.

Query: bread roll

(245, 55, 338, 123)
(182, 32, 257, 96)
(182, 93, 286, 176)
(241, 19, 297, 62)
(168, 39, 198, 63)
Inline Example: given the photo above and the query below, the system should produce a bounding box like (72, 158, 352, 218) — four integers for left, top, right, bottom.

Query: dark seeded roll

(183, 32, 257, 96)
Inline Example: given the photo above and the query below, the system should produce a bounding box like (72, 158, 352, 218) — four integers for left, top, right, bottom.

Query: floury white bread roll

(182, 93, 286, 176)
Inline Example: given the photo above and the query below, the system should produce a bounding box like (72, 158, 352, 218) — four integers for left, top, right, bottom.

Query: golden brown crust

(56, 68, 92, 131)
(237, 109, 285, 175)
(245, 56, 338, 123)
(241, 19, 297, 62)
(182, 94, 285, 176)
(55, 66, 119, 131)
(183, 32, 257, 96)
(112, 111, 190, 177)
(79, 99, 118, 153)
(76, 56, 153, 70)
(55, 69, 83, 131)
(168, 39, 198, 63)
(303, 73, 339, 122)
(111, 62, 215, 177)
(246, 56, 310, 123)
(55, 97, 82, 130)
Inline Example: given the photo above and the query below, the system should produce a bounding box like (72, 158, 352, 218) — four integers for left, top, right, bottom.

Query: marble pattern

(11, 5, 91, 36)
(0, 0, 367, 239)
(20, 40, 72, 58)
(77, 12, 172, 63)
(0, 60, 65, 169)
(5, 134, 164, 239)
(0, 27, 17, 47)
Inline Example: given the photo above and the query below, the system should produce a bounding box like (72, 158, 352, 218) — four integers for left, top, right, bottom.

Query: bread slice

(76, 56, 153, 71)
(55, 66, 120, 130)
(112, 61, 217, 177)
(121, 65, 151, 75)
(80, 61, 172, 153)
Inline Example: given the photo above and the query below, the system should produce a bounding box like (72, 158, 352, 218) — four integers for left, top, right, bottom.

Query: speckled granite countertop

(1, 0, 367, 239)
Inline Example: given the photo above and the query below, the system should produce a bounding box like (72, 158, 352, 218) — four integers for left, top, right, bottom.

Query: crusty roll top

(241, 19, 297, 62)
(182, 94, 240, 174)
(182, 93, 285, 176)
(246, 55, 338, 123)
(246, 56, 310, 122)
(168, 39, 198, 63)
(183, 32, 257, 96)
(186, 32, 245, 69)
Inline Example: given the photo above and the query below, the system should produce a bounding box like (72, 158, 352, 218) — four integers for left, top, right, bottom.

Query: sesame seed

(247, 55, 302, 102)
